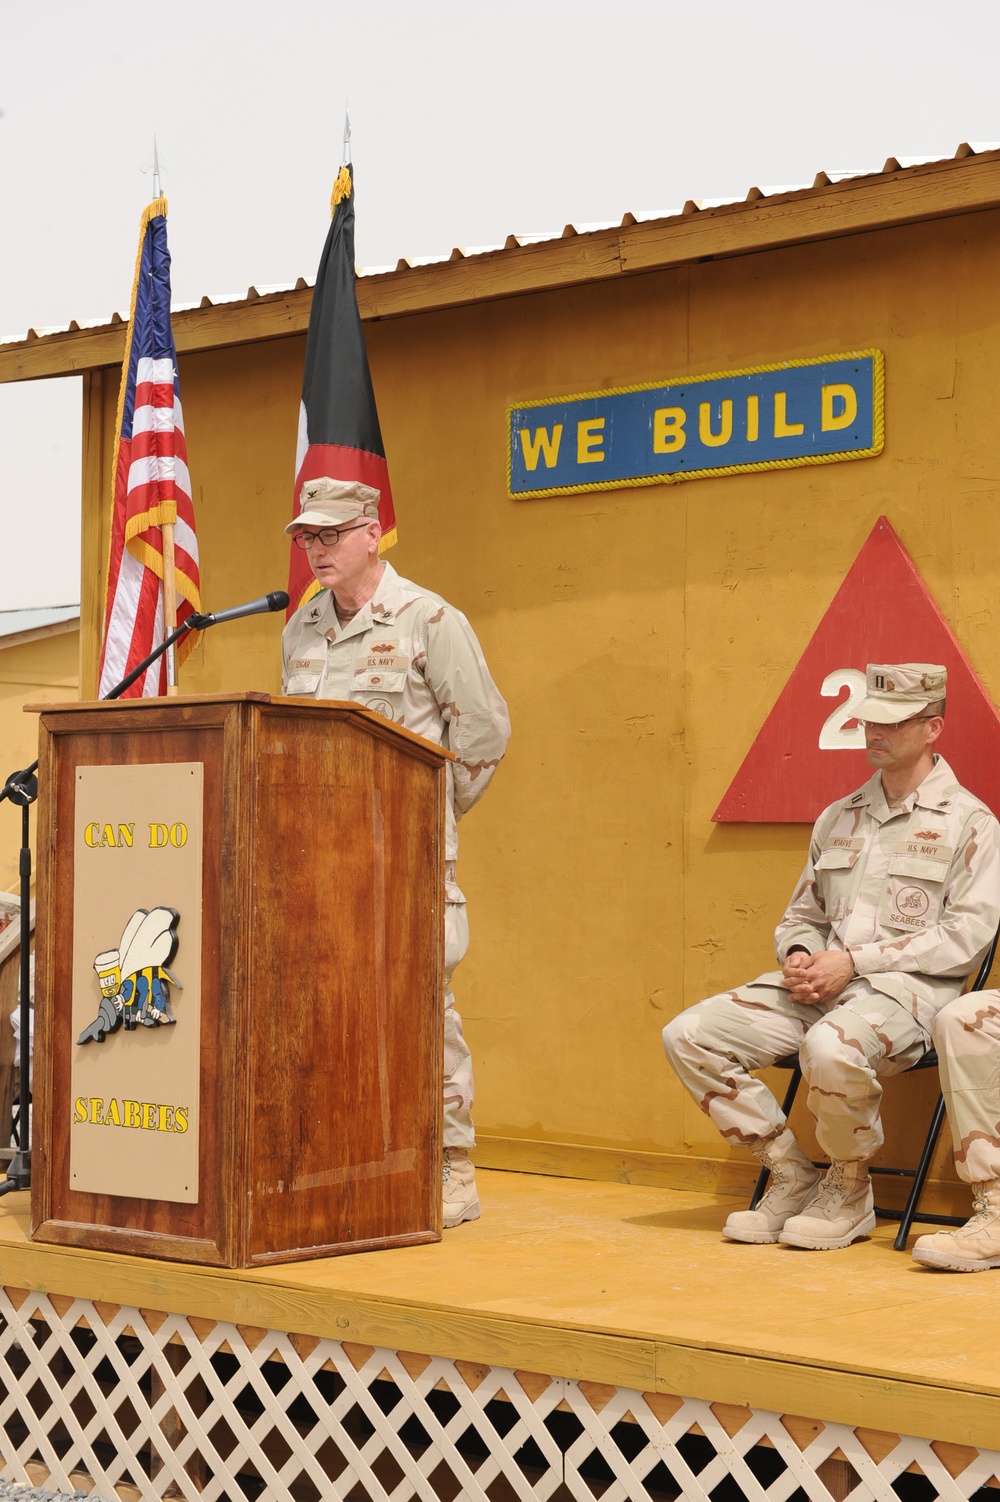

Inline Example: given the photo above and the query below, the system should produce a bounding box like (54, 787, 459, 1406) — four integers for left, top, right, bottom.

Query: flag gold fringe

(331, 165, 352, 213)
(102, 198, 171, 639)
(378, 526, 397, 553)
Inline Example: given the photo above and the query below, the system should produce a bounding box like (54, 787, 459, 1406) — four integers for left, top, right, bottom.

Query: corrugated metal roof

(0, 605, 80, 642)
(3, 142, 999, 348)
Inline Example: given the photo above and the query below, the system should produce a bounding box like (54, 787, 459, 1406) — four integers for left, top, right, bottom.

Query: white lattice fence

(0, 1287, 995, 1501)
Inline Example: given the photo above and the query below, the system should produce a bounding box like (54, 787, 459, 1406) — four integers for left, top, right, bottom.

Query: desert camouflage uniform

(282, 561, 511, 1148)
(664, 756, 1000, 1162)
(931, 992, 1000, 1183)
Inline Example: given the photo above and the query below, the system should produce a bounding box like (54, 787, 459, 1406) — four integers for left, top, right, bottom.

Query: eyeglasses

(862, 715, 939, 731)
(292, 523, 370, 551)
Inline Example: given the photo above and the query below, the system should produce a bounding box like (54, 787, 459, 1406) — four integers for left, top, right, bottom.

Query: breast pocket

(351, 668, 407, 721)
(285, 669, 323, 696)
(813, 846, 859, 906)
(882, 855, 947, 932)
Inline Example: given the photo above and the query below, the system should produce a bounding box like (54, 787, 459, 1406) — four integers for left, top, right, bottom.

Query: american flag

(99, 197, 201, 697)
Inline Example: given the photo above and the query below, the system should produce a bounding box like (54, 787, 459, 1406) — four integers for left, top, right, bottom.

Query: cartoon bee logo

(78, 907, 182, 1045)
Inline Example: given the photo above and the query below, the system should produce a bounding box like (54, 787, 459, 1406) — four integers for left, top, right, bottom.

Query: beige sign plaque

(70, 761, 203, 1202)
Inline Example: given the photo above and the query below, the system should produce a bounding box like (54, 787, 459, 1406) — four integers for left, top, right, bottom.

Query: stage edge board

(0, 1173, 998, 1452)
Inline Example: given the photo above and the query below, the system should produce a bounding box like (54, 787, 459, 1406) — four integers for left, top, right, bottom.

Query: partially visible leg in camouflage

(799, 986, 929, 1162)
(932, 990, 1000, 1183)
(443, 891, 474, 1150)
(663, 985, 820, 1148)
(913, 991, 1000, 1269)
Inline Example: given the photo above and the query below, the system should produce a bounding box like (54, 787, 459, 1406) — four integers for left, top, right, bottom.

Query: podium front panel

(33, 699, 233, 1262)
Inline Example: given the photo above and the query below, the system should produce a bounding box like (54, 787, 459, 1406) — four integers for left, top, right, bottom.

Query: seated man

(912, 1000, 1000, 1271)
(663, 663, 1000, 1250)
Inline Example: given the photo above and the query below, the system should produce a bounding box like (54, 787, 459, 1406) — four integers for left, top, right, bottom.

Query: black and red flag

(288, 163, 396, 612)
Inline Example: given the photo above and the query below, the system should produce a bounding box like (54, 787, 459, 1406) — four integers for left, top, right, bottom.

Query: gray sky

(2, 0, 1000, 609)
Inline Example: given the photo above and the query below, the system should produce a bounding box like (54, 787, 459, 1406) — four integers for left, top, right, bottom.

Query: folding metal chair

(747, 927, 1000, 1250)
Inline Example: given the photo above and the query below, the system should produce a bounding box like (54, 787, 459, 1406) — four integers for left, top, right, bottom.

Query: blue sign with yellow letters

(507, 350, 883, 498)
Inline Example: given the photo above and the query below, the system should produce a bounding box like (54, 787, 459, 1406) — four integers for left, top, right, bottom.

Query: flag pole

(162, 523, 179, 693)
(154, 139, 178, 694)
(343, 105, 351, 164)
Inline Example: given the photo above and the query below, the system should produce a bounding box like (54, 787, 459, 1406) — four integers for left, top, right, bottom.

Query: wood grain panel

(247, 704, 443, 1261)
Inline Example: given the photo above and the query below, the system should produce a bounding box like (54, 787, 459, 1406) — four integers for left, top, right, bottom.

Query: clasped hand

(781, 948, 856, 1005)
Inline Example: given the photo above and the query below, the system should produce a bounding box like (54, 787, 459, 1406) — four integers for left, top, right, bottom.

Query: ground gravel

(0, 1486, 111, 1501)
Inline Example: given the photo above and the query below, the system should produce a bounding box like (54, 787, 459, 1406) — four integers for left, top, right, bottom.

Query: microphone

(188, 591, 289, 630)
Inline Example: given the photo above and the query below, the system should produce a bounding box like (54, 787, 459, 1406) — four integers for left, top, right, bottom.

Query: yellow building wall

(80, 207, 1000, 1193)
(0, 630, 79, 894)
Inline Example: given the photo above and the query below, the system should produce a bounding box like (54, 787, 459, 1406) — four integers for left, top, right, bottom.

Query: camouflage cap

(284, 477, 381, 534)
(856, 663, 948, 724)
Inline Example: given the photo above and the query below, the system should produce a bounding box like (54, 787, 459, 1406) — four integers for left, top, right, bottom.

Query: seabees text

(73, 1097, 189, 1131)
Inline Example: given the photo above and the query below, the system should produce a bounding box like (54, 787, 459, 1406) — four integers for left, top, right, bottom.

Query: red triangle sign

(714, 517, 1000, 822)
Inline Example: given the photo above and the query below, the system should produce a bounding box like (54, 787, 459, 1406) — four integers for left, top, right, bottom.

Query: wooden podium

(30, 694, 447, 1267)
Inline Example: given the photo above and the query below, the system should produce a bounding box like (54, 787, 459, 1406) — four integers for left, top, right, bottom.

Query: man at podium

(281, 478, 511, 1228)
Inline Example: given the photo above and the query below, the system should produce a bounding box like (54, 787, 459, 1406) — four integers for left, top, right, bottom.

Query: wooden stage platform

(0, 1166, 998, 1499)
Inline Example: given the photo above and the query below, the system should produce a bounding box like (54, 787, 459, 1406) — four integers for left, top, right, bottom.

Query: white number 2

(819, 668, 867, 749)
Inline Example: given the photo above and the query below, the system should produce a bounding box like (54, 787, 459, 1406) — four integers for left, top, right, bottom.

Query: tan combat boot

(723, 1129, 822, 1244)
(912, 1182, 1000, 1271)
(779, 1160, 875, 1249)
(443, 1148, 480, 1228)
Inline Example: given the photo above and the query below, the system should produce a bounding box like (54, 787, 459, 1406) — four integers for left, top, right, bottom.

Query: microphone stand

(0, 767, 37, 1193)
(0, 610, 215, 1195)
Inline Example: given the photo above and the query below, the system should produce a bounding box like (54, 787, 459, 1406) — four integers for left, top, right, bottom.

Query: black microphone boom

(105, 591, 289, 699)
(188, 591, 290, 630)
